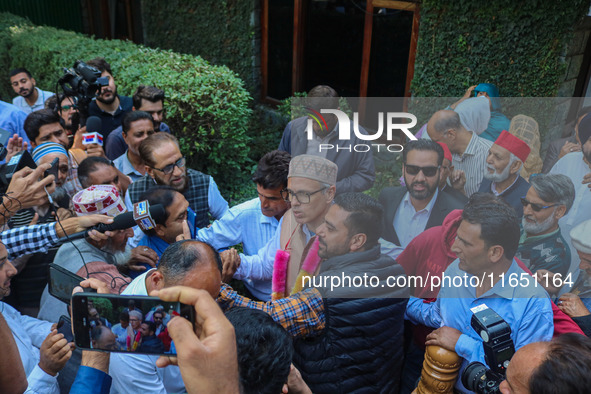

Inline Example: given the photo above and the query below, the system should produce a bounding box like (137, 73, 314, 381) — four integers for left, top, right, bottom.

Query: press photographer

(405, 194, 553, 393)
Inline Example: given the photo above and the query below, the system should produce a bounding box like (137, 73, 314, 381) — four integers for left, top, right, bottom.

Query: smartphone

(71, 293, 195, 355)
(57, 315, 74, 342)
(4, 150, 37, 180)
(44, 157, 59, 179)
(48, 263, 96, 304)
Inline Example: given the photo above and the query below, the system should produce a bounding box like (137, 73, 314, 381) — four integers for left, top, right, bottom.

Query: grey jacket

(279, 116, 375, 193)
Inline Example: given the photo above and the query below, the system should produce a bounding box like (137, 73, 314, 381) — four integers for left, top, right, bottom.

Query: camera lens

(462, 362, 488, 392)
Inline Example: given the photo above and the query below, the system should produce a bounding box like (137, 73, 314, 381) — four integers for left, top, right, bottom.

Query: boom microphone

(59, 203, 166, 243)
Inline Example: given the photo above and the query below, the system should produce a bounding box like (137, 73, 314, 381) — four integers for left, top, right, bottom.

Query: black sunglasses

(404, 164, 440, 177)
(520, 197, 557, 212)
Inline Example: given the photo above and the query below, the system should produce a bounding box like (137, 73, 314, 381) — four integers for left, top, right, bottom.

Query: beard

(405, 174, 439, 201)
(97, 87, 117, 105)
(19, 87, 34, 98)
(483, 164, 511, 183)
(522, 211, 556, 235)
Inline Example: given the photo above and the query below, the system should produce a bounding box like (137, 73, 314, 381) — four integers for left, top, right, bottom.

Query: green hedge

(0, 12, 253, 202)
(412, 0, 589, 97)
(141, 0, 257, 94)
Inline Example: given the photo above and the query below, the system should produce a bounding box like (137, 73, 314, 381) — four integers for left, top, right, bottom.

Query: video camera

(461, 305, 515, 394)
(57, 60, 108, 124)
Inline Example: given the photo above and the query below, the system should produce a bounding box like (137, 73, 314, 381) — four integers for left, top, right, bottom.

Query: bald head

(427, 110, 470, 154)
(158, 240, 222, 297)
(499, 342, 550, 394)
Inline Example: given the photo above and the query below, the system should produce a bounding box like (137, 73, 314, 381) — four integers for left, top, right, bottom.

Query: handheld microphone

(85, 116, 102, 133)
(59, 203, 166, 243)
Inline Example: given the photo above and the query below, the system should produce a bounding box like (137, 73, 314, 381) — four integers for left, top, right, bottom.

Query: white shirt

(235, 216, 315, 298)
(196, 198, 279, 300)
(550, 152, 591, 273)
(108, 270, 185, 394)
(452, 132, 493, 197)
(393, 188, 439, 248)
(1, 302, 58, 394)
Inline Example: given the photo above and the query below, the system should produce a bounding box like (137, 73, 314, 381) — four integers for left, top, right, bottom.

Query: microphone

(59, 203, 166, 243)
(85, 116, 102, 133)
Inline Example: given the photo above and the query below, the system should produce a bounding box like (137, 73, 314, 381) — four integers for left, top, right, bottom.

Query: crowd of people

(0, 60, 591, 394)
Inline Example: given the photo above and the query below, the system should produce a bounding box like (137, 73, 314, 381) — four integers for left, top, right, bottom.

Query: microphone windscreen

(150, 204, 167, 224)
(86, 116, 103, 134)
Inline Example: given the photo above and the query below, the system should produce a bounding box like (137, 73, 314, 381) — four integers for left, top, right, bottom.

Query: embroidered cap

(288, 154, 338, 186)
(72, 185, 126, 217)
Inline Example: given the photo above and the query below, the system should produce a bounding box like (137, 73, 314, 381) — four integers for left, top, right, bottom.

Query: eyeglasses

(150, 157, 186, 175)
(404, 164, 440, 177)
(520, 197, 558, 212)
(280, 187, 326, 204)
(61, 105, 77, 111)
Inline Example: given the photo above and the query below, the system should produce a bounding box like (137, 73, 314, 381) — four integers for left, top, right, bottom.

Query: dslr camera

(461, 305, 515, 394)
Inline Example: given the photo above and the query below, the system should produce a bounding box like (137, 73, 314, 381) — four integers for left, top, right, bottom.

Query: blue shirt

(406, 259, 554, 393)
(12, 88, 54, 114)
(133, 208, 198, 278)
(0, 100, 30, 148)
(105, 122, 171, 160)
(70, 366, 112, 394)
(196, 197, 280, 300)
(113, 150, 145, 182)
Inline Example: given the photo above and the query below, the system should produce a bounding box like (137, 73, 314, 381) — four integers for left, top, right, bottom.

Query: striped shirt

(452, 132, 493, 197)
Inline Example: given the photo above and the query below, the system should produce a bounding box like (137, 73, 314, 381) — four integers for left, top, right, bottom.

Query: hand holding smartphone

(71, 293, 194, 356)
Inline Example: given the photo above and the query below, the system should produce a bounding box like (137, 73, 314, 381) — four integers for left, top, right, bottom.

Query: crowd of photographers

(0, 59, 591, 394)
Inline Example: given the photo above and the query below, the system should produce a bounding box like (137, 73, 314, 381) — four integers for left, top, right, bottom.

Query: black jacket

(293, 246, 409, 393)
(379, 186, 466, 246)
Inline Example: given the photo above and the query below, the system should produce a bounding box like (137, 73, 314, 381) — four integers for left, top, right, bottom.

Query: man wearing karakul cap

(477, 130, 531, 216)
(232, 155, 337, 299)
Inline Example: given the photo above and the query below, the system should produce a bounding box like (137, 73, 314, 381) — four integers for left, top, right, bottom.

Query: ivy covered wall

(140, 0, 258, 94)
(411, 0, 590, 97)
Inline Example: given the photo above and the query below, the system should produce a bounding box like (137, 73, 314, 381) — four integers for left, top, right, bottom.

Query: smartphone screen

(48, 263, 95, 304)
(72, 293, 195, 355)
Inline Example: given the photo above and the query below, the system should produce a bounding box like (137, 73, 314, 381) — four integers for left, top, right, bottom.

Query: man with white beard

(515, 174, 575, 284)
(477, 130, 531, 217)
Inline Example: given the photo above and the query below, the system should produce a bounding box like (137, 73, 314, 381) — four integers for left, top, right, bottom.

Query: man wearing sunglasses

(515, 174, 575, 285)
(477, 130, 531, 217)
(125, 132, 228, 232)
(380, 139, 466, 248)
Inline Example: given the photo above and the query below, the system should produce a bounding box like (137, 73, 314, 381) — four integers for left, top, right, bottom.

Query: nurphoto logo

(305, 107, 418, 153)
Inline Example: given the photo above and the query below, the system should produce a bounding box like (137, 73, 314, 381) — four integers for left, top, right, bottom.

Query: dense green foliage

(411, 0, 589, 97)
(142, 0, 256, 94)
(0, 13, 253, 202)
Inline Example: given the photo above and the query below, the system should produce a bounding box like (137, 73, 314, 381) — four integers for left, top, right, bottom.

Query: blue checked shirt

(1, 222, 59, 260)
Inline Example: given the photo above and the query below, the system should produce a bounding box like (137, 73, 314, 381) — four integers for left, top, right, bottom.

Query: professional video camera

(57, 60, 109, 123)
(461, 305, 515, 394)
